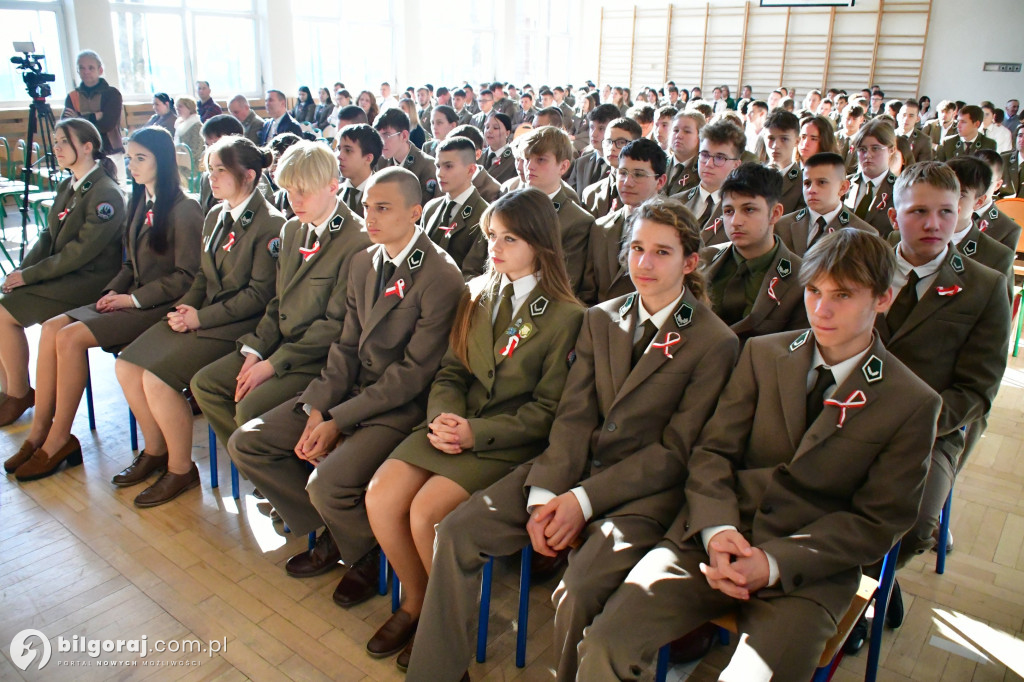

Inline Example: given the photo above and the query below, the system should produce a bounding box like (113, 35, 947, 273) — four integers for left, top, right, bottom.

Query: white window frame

(0, 0, 72, 106)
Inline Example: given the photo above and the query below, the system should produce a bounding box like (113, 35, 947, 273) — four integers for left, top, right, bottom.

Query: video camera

(11, 41, 55, 100)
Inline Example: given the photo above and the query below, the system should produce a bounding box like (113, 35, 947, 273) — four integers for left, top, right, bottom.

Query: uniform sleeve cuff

(131, 294, 141, 308)
(240, 345, 263, 360)
(526, 487, 556, 513)
(765, 551, 780, 587)
(569, 486, 593, 521)
(701, 525, 738, 553)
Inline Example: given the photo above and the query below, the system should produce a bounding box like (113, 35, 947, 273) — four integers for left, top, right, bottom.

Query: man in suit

(880, 163, 1009, 626)
(744, 99, 769, 163)
(923, 99, 958, 150)
(763, 109, 804, 214)
(406, 198, 740, 682)
(937, 105, 996, 161)
(896, 99, 934, 163)
(703, 164, 808, 345)
(420, 137, 490, 279)
(579, 138, 667, 305)
(490, 82, 517, 120)
(844, 119, 900, 238)
(513, 92, 538, 131)
(577, 228, 942, 682)
(191, 141, 370, 447)
(227, 95, 264, 146)
(581, 117, 642, 219)
(373, 108, 437, 207)
(229, 168, 464, 623)
(973, 148, 1022, 251)
(567, 103, 622, 196)
(415, 86, 432, 131)
(336, 124, 381, 218)
(522, 126, 595, 293)
(258, 90, 302, 146)
(663, 110, 705, 198)
(451, 89, 472, 125)
(775, 152, 877, 255)
(470, 89, 494, 131)
(681, 119, 744, 246)
(945, 157, 1015, 295)
(837, 104, 866, 174)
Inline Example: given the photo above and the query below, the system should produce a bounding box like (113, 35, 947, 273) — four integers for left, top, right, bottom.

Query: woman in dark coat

(5, 126, 202, 482)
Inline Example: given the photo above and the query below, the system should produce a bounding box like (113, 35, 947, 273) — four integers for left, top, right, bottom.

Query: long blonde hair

(449, 188, 579, 367)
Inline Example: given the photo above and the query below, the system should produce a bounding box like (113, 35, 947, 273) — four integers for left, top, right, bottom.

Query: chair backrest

(996, 199, 1024, 255)
(175, 144, 196, 191)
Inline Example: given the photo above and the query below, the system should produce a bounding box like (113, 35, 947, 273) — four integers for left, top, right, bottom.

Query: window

(418, 0, 496, 85)
(514, 0, 573, 86)
(110, 0, 261, 98)
(291, 1, 396, 94)
(0, 0, 70, 104)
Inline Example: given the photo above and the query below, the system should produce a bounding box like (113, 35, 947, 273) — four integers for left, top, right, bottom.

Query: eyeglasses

(380, 131, 402, 141)
(697, 151, 739, 167)
(615, 168, 659, 181)
(602, 138, 631, 149)
(856, 145, 889, 156)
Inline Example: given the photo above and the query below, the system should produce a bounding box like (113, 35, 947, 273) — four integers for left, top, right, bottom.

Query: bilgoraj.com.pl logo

(9, 629, 226, 670)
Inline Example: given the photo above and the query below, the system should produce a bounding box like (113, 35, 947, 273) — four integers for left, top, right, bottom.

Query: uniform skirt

(389, 427, 521, 494)
(117, 320, 236, 393)
(67, 302, 176, 350)
(0, 285, 99, 327)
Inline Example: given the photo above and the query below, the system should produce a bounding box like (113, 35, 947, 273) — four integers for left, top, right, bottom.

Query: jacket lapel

(888, 252, 965, 344)
(775, 330, 815, 451)
(468, 281, 499, 386)
(608, 211, 631, 288)
(281, 201, 346, 297)
(494, 286, 548, 365)
(737, 239, 797, 331)
(361, 233, 428, 342)
(607, 293, 638, 397)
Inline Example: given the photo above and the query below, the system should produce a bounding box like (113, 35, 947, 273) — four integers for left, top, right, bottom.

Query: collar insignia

(502, 148, 512, 158)
(404, 154, 415, 167)
(674, 302, 694, 328)
(796, 208, 807, 221)
(789, 330, 810, 352)
(686, 187, 698, 200)
(777, 258, 793, 278)
(787, 165, 799, 180)
(950, 253, 965, 273)
(710, 246, 728, 263)
(529, 296, 549, 317)
(241, 209, 254, 227)
(962, 239, 977, 256)
(838, 210, 850, 225)
(989, 207, 999, 220)
(862, 354, 883, 384)
(407, 248, 424, 270)
(553, 201, 561, 211)
(329, 215, 344, 232)
(887, 173, 897, 184)
(461, 205, 473, 220)
(619, 293, 636, 317)
(81, 181, 93, 193)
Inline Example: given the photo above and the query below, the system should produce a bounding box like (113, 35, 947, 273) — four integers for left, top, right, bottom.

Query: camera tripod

(16, 94, 59, 263)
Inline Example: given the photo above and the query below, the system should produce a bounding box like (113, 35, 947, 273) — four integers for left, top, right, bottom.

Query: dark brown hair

(55, 118, 117, 179)
(800, 228, 895, 297)
(205, 136, 273, 194)
(624, 196, 707, 302)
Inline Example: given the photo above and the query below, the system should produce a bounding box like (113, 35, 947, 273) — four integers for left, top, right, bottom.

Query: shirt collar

(382, 226, 423, 266)
(72, 161, 101, 190)
(977, 199, 994, 217)
(810, 339, 874, 390)
(499, 272, 539, 304)
(637, 288, 686, 328)
(952, 222, 973, 245)
(778, 161, 796, 177)
(895, 242, 948, 278)
(698, 185, 721, 205)
(341, 175, 371, 194)
(449, 185, 475, 207)
(864, 170, 888, 187)
(224, 189, 259, 222)
(809, 204, 843, 227)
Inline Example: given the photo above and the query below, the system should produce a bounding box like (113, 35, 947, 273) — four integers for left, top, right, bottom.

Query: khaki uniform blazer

(427, 279, 584, 463)
(473, 168, 501, 202)
(975, 205, 1022, 253)
(375, 144, 438, 207)
(578, 208, 634, 306)
(844, 171, 898, 238)
(682, 186, 727, 247)
(420, 188, 490, 279)
(552, 185, 595, 293)
(936, 134, 997, 161)
(178, 193, 285, 340)
(241, 110, 265, 146)
(105, 192, 203, 308)
(701, 238, 808, 344)
(20, 171, 124, 297)
(950, 226, 1014, 300)
(669, 331, 940, 619)
(774, 207, 877, 256)
(524, 290, 740, 527)
(900, 128, 934, 162)
(662, 155, 700, 198)
(482, 146, 518, 185)
(236, 199, 370, 375)
(567, 149, 607, 197)
(778, 161, 806, 215)
(299, 232, 465, 434)
(581, 174, 620, 219)
(879, 250, 1010, 448)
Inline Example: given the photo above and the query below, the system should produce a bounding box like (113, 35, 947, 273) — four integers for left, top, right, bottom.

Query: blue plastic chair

(83, 351, 137, 450)
(476, 544, 533, 667)
(935, 486, 954, 574)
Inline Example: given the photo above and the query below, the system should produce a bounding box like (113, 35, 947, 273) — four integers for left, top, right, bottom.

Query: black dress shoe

(844, 618, 868, 655)
(333, 550, 381, 607)
(285, 530, 340, 577)
(885, 580, 904, 629)
(112, 451, 168, 487)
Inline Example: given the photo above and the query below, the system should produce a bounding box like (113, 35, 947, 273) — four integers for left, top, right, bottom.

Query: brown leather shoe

(531, 546, 570, 583)
(395, 633, 415, 671)
(668, 622, 718, 663)
(133, 464, 200, 508)
(367, 610, 417, 658)
(14, 435, 82, 481)
(333, 550, 381, 607)
(112, 451, 168, 487)
(286, 530, 341, 578)
(4, 440, 37, 474)
(0, 388, 34, 427)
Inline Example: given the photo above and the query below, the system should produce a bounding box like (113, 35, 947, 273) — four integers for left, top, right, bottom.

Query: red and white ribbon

(440, 223, 456, 237)
(385, 278, 406, 299)
(651, 332, 682, 358)
(767, 276, 781, 305)
(222, 232, 236, 252)
(823, 389, 867, 428)
(299, 239, 321, 262)
(679, 173, 689, 186)
(979, 219, 989, 232)
(145, 209, 154, 227)
(936, 285, 962, 296)
(875, 193, 888, 210)
(704, 217, 722, 233)
(57, 208, 70, 222)
(501, 334, 520, 357)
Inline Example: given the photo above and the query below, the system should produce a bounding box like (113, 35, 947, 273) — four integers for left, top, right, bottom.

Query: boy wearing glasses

(373, 108, 437, 207)
(582, 117, 643, 219)
(682, 119, 745, 246)
(703, 164, 807, 344)
(763, 109, 806, 214)
(579, 138, 668, 305)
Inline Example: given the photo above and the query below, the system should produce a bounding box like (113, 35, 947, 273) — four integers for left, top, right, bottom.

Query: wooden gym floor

(2, 333, 1024, 681)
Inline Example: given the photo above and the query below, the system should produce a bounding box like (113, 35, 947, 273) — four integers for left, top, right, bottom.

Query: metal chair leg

(128, 409, 138, 451)
(230, 461, 240, 499)
(516, 544, 533, 668)
(655, 643, 669, 682)
(378, 548, 389, 595)
(476, 556, 494, 663)
(84, 359, 96, 431)
(866, 542, 900, 682)
(208, 425, 219, 489)
(936, 487, 953, 574)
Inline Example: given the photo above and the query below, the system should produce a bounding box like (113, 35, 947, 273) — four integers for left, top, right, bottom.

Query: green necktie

(855, 182, 874, 219)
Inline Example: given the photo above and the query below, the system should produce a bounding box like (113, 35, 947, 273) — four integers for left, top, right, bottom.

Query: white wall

(64, 0, 118, 88)
(920, 0, 1024, 104)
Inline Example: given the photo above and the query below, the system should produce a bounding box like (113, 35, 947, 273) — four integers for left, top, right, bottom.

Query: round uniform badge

(95, 202, 115, 221)
(267, 237, 281, 258)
